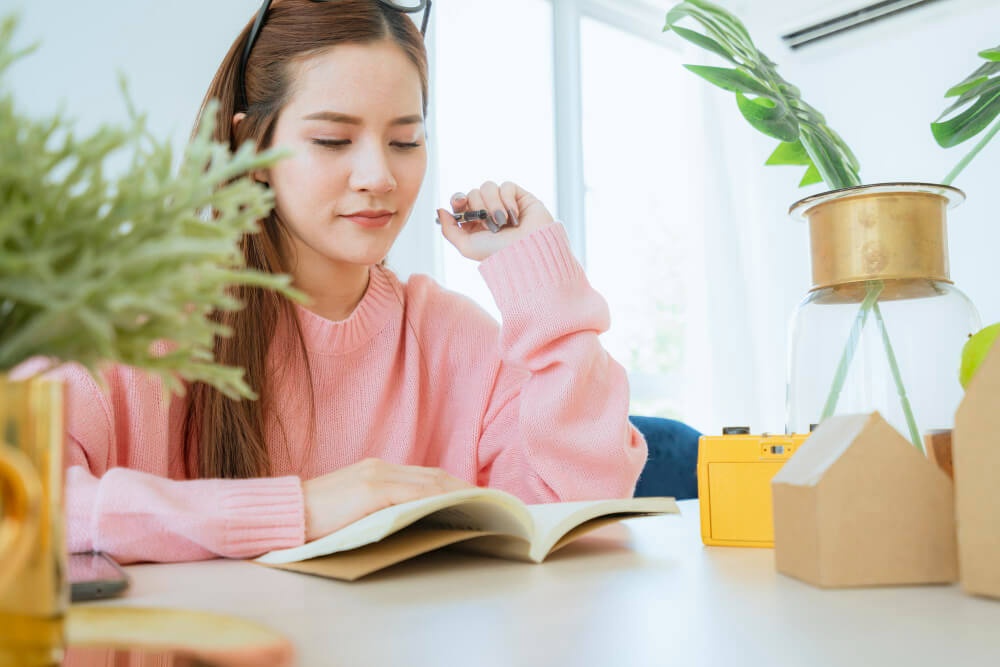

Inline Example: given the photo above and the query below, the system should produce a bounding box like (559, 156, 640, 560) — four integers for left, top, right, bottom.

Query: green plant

(663, 0, 860, 190)
(664, 0, 998, 451)
(933, 44, 1000, 378)
(933, 44, 1000, 185)
(0, 16, 300, 399)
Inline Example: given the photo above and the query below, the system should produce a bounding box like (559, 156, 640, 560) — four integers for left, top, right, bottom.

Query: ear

(232, 112, 269, 185)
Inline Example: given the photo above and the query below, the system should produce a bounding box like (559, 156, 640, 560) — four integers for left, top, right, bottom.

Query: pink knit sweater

(42, 224, 646, 563)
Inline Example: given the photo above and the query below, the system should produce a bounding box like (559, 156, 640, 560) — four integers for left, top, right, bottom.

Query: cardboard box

(953, 339, 1000, 599)
(772, 412, 957, 588)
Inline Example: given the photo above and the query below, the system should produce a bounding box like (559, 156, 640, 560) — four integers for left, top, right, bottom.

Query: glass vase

(786, 183, 981, 451)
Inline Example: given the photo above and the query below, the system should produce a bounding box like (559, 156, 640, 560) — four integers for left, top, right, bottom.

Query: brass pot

(790, 181, 964, 294)
(0, 374, 67, 666)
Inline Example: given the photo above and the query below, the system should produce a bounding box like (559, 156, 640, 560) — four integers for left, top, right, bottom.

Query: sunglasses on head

(236, 0, 432, 112)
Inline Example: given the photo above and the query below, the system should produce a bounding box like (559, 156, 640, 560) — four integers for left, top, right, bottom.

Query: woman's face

(264, 40, 427, 277)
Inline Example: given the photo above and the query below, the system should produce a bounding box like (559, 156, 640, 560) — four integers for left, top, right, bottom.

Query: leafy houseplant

(663, 0, 998, 449)
(0, 16, 298, 398)
(1, 15, 302, 657)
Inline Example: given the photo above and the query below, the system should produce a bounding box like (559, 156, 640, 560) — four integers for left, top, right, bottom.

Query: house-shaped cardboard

(771, 412, 957, 588)
(953, 338, 1000, 600)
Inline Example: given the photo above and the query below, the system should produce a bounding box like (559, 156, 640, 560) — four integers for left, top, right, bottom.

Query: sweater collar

(293, 265, 401, 355)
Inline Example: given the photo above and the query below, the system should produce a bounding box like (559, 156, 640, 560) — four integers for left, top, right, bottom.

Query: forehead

(285, 40, 424, 117)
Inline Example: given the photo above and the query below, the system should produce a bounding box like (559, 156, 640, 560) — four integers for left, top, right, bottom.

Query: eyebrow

(302, 111, 424, 126)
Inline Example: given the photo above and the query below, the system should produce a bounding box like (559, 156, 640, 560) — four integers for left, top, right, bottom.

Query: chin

(330, 244, 394, 267)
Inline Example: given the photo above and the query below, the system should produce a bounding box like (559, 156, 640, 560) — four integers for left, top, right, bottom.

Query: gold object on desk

(791, 182, 962, 290)
(63, 607, 296, 667)
(0, 375, 67, 666)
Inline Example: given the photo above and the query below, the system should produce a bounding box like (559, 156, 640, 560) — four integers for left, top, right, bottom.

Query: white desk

(87, 500, 1000, 666)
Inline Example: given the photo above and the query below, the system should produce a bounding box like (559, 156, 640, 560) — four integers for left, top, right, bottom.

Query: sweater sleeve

(50, 362, 307, 563)
(474, 223, 647, 502)
(66, 463, 306, 563)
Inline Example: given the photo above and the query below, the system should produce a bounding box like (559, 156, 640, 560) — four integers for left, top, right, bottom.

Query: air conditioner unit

(779, 0, 947, 49)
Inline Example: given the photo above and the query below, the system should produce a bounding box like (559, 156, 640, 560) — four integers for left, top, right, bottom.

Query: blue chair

(629, 416, 700, 500)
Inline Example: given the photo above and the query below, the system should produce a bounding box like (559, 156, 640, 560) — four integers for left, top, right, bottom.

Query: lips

(343, 210, 394, 228)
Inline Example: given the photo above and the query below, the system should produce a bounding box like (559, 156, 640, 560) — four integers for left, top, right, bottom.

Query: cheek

(272, 152, 343, 203)
(397, 154, 428, 197)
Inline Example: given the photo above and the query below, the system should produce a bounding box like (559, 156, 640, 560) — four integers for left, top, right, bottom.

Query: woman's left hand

(436, 180, 554, 262)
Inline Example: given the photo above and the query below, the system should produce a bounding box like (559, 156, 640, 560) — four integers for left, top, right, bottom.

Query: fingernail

(451, 192, 467, 203)
(508, 209, 519, 226)
(484, 217, 500, 233)
(493, 209, 507, 229)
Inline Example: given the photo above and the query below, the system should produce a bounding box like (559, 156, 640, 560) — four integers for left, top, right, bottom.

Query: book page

(416, 503, 533, 538)
(452, 496, 679, 563)
(526, 496, 679, 561)
(255, 487, 530, 565)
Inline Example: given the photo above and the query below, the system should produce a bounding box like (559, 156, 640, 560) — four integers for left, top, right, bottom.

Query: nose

(348, 141, 396, 194)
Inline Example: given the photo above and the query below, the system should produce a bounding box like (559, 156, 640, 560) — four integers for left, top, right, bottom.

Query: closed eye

(391, 141, 422, 150)
(312, 139, 350, 148)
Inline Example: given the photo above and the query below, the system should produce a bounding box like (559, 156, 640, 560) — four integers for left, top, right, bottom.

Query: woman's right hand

(301, 459, 474, 542)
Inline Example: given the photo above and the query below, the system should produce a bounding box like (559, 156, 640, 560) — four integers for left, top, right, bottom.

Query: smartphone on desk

(69, 551, 130, 602)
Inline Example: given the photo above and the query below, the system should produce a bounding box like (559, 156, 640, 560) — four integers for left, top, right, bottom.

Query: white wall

(4, 1, 258, 146)
(696, 0, 1000, 431)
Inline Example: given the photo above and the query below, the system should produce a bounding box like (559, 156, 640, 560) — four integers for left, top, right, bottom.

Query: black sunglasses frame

(235, 0, 432, 112)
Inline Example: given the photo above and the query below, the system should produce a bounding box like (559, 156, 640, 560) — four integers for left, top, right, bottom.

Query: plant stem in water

(821, 281, 883, 420)
(872, 303, 923, 452)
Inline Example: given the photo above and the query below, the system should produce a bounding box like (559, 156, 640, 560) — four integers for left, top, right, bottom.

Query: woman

(57, 0, 646, 563)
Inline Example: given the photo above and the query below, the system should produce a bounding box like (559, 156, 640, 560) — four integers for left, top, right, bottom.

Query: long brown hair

(184, 0, 429, 479)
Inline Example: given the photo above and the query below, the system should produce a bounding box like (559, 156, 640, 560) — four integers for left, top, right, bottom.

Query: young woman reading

(50, 0, 647, 563)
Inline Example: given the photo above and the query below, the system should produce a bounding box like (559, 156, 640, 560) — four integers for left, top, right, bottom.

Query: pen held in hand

(435, 208, 495, 230)
(455, 209, 489, 226)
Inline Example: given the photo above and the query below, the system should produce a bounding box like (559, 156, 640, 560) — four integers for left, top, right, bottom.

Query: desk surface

(89, 500, 1000, 667)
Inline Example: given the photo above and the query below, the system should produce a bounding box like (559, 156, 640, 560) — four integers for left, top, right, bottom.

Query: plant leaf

(980, 47, 1000, 61)
(735, 93, 798, 142)
(667, 26, 737, 64)
(798, 164, 822, 187)
(932, 85, 1000, 147)
(665, 0, 861, 189)
(944, 61, 996, 97)
(946, 75, 990, 98)
(683, 65, 773, 97)
(937, 75, 1000, 120)
(765, 139, 811, 166)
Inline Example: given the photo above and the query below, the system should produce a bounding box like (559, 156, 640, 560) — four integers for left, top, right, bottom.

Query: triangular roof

(771, 413, 874, 486)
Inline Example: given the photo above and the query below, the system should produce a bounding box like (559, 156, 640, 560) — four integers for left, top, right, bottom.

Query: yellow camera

(697, 428, 809, 547)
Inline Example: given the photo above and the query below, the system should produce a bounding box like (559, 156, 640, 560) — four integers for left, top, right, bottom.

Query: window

(431, 0, 556, 320)
(579, 17, 706, 420)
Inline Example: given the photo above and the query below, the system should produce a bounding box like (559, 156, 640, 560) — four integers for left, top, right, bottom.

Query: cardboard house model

(771, 412, 957, 588)
(953, 339, 1000, 600)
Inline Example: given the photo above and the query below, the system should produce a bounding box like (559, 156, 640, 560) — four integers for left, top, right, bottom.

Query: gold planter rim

(788, 181, 966, 221)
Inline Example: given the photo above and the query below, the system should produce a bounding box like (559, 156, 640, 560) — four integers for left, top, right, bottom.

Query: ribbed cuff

(220, 475, 305, 557)
(66, 466, 98, 553)
(478, 223, 585, 312)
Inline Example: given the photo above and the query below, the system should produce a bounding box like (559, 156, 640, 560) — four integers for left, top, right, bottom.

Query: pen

(434, 208, 511, 233)
(454, 209, 489, 225)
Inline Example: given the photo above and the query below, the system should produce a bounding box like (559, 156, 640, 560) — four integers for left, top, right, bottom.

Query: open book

(254, 488, 679, 581)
